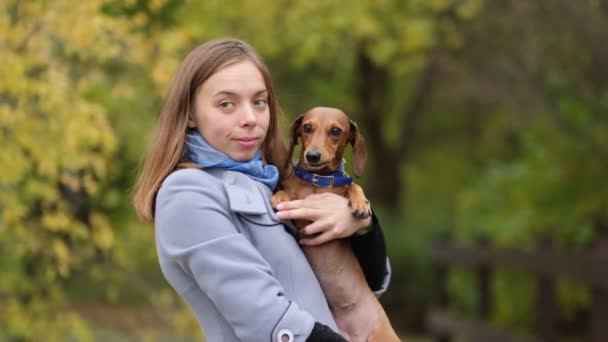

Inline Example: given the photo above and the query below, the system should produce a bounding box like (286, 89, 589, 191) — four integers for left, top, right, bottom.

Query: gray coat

(154, 168, 390, 342)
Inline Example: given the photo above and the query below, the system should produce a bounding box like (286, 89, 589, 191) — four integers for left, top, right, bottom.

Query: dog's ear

(349, 119, 367, 177)
(286, 114, 305, 169)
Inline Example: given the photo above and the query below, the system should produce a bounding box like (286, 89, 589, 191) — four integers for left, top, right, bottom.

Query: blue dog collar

(293, 164, 353, 188)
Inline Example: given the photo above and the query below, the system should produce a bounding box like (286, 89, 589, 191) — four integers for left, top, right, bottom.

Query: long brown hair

(133, 38, 288, 222)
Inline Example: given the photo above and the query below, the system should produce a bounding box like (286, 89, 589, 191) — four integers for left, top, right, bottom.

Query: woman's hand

(275, 192, 372, 246)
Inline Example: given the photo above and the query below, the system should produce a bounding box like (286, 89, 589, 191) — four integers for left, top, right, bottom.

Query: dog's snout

(305, 150, 321, 164)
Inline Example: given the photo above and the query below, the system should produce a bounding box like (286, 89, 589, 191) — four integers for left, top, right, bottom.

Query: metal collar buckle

(312, 174, 334, 187)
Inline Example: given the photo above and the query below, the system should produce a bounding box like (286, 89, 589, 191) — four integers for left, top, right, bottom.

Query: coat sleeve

(350, 211, 392, 296)
(155, 170, 315, 342)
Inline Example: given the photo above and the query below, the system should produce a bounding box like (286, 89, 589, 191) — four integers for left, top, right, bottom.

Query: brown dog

(272, 107, 400, 342)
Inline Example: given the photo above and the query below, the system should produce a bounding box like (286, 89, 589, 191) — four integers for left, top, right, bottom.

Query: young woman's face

(189, 61, 270, 161)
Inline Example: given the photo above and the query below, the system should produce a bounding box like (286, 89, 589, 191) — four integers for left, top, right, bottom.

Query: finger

(277, 198, 324, 211)
(300, 221, 331, 236)
(275, 199, 306, 211)
(275, 207, 320, 221)
(299, 231, 335, 246)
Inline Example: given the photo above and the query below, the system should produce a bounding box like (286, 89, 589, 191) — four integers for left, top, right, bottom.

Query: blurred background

(1, 0, 607, 341)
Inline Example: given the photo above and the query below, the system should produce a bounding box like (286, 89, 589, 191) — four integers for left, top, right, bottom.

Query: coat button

(223, 171, 236, 185)
(277, 329, 294, 342)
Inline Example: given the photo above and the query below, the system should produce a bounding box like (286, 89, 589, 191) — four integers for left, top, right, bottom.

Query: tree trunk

(355, 50, 402, 209)
(355, 48, 440, 210)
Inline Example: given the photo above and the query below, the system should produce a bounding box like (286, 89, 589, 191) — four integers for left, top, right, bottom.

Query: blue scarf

(184, 130, 279, 191)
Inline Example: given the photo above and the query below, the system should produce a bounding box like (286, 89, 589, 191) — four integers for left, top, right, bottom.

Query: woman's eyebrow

(212, 90, 238, 97)
(212, 89, 267, 97)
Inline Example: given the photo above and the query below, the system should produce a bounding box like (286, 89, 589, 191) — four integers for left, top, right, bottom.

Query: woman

(133, 38, 390, 342)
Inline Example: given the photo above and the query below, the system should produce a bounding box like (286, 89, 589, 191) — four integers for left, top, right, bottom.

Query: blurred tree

(440, 0, 608, 334)
(0, 1, 154, 340)
(451, 0, 608, 262)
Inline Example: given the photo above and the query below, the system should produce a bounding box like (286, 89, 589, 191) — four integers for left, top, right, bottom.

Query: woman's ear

(349, 120, 367, 177)
(286, 114, 304, 168)
(187, 116, 197, 128)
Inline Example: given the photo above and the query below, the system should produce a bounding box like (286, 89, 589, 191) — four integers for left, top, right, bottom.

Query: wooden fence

(427, 237, 608, 341)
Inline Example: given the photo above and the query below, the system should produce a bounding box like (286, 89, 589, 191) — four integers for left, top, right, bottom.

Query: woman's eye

(302, 124, 312, 133)
(219, 102, 234, 110)
(330, 127, 342, 136)
(253, 99, 267, 107)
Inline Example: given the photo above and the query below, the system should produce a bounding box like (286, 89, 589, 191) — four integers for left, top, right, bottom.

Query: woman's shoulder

(161, 167, 219, 188)
(155, 168, 233, 222)
(157, 168, 225, 202)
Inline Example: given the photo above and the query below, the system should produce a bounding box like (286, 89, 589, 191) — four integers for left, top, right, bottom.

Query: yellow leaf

(52, 239, 70, 277)
(91, 213, 114, 251)
(42, 212, 71, 232)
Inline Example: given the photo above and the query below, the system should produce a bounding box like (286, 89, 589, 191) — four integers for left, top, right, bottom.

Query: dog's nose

(305, 150, 321, 164)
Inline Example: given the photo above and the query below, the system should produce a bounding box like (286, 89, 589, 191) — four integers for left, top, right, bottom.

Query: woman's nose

(240, 105, 257, 126)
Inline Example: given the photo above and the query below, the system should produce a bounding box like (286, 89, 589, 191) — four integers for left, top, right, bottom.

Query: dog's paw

(271, 190, 291, 209)
(349, 199, 371, 220)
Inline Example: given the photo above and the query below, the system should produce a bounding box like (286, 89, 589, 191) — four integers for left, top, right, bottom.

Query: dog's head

(287, 107, 367, 177)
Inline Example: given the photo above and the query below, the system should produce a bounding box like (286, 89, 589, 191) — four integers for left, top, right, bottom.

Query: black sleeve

(350, 211, 388, 292)
(306, 322, 347, 342)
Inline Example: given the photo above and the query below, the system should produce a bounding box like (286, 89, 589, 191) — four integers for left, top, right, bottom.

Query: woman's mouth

(234, 137, 259, 148)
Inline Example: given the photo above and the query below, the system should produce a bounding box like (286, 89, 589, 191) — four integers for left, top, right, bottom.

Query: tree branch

(355, 46, 389, 156)
(394, 0, 466, 159)
(396, 51, 441, 159)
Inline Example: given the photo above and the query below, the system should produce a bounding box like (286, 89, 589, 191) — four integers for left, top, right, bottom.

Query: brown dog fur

(272, 107, 400, 342)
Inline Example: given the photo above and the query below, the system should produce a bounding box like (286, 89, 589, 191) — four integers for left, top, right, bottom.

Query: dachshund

(272, 107, 400, 342)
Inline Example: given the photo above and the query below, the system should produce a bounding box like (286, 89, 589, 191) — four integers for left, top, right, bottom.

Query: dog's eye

(330, 127, 342, 136)
(302, 124, 312, 133)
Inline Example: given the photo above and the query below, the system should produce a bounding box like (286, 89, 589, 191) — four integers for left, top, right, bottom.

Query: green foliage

(444, 1, 608, 334)
(0, 1, 198, 340)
